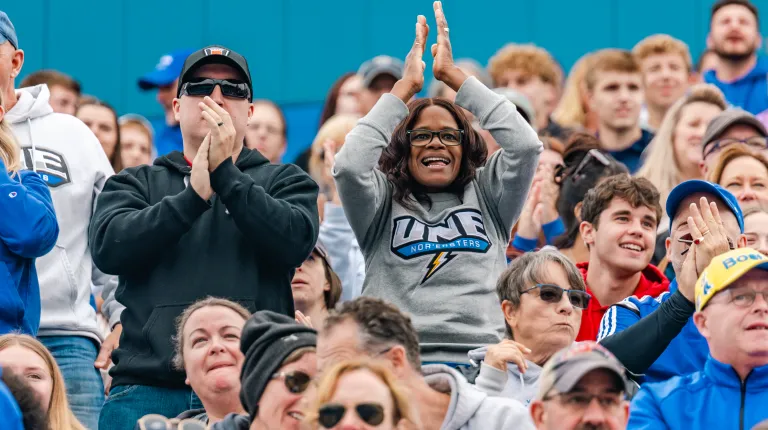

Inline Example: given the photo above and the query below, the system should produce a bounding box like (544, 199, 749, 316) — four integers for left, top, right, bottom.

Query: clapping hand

(199, 96, 237, 171)
(391, 15, 429, 103)
(430, 1, 468, 92)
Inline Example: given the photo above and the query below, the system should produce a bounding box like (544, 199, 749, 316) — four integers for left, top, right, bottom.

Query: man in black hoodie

(91, 45, 319, 430)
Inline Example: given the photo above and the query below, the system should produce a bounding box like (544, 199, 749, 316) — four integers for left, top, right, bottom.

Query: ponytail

(0, 91, 20, 174)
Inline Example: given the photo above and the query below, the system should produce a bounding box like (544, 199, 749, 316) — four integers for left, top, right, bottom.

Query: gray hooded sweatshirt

(467, 346, 542, 406)
(423, 364, 535, 430)
(8, 85, 123, 342)
(333, 77, 542, 363)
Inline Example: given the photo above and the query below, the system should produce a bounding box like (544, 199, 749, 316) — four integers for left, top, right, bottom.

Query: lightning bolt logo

(421, 251, 457, 284)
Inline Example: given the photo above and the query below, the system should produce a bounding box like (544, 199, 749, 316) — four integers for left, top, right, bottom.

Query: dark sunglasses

(137, 414, 206, 430)
(555, 149, 611, 183)
(181, 78, 251, 100)
(406, 129, 464, 147)
(272, 370, 312, 394)
(521, 284, 591, 309)
(318, 403, 385, 428)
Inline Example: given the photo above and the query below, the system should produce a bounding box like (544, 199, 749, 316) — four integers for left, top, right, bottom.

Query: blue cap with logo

(138, 48, 195, 90)
(0, 11, 18, 49)
(665, 180, 744, 233)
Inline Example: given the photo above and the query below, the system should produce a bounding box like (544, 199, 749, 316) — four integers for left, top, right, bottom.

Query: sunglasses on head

(555, 149, 611, 183)
(318, 403, 385, 428)
(272, 370, 312, 394)
(137, 414, 206, 430)
(521, 284, 591, 309)
(181, 78, 251, 100)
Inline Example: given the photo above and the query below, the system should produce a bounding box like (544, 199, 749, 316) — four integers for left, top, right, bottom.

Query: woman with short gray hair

(468, 249, 590, 405)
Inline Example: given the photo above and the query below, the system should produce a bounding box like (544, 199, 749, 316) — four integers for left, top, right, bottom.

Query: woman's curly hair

(378, 97, 488, 210)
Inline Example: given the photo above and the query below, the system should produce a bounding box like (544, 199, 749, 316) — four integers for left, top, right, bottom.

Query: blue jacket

(608, 129, 654, 174)
(628, 357, 768, 430)
(704, 56, 768, 115)
(0, 168, 59, 335)
(597, 280, 709, 383)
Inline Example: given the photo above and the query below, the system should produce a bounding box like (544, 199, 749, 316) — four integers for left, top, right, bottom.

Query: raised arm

(0, 169, 58, 258)
(333, 14, 429, 240)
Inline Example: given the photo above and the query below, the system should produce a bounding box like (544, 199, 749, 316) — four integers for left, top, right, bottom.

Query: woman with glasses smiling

(332, 2, 542, 366)
(306, 360, 419, 430)
(468, 250, 589, 406)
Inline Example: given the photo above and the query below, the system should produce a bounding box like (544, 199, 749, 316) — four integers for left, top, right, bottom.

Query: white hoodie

(422, 364, 535, 430)
(8, 85, 123, 343)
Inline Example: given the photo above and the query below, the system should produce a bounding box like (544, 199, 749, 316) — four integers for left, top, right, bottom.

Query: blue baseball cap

(138, 49, 195, 90)
(0, 11, 18, 49)
(666, 180, 744, 233)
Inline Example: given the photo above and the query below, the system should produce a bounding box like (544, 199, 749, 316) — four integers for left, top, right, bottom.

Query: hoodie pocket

(54, 245, 79, 311)
(142, 304, 193, 373)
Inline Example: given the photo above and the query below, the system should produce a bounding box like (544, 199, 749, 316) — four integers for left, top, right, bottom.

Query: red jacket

(576, 262, 669, 341)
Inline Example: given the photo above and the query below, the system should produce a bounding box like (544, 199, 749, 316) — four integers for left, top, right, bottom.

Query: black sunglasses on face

(406, 129, 464, 147)
(702, 136, 768, 159)
(318, 403, 385, 428)
(181, 78, 251, 100)
(521, 284, 591, 309)
(272, 370, 312, 394)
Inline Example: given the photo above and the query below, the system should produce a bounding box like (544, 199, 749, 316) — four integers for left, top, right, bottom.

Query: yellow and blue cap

(695, 248, 768, 311)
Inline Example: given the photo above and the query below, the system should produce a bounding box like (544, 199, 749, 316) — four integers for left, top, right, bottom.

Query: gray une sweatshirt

(333, 77, 542, 363)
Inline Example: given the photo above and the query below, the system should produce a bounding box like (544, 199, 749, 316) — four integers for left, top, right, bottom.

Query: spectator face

(337, 75, 362, 115)
(174, 64, 254, 144)
(358, 75, 398, 115)
(709, 4, 761, 62)
(317, 319, 365, 373)
(120, 124, 153, 169)
(745, 211, 768, 256)
(0, 345, 53, 413)
(256, 352, 317, 430)
(695, 271, 768, 366)
(582, 198, 657, 273)
(407, 105, 463, 190)
(718, 155, 768, 211)
(48, 85, 78, 115)
(157, 79, 178, 116)
(531, 369, 629, 430)
(292, 251, 330, 311)
(499, 70, 550, 125)
(539, 149, 564, 171)
(667, 193, 743, 273)
(588, 71, 643, 132)
(504, 261, 582, 354)
(245, 103, 286, 163)
(640, 53, 690, 110)
(702, 124, 768, 170)
(673, 102, 723, 173)
(0, 42, 22, 99)
(77, 104, 119, 159)
(318, 369, 397, 430)
(181, 305, 246, 404)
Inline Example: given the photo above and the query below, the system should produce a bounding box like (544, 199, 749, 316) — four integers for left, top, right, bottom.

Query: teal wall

(5, 0, 768, 162)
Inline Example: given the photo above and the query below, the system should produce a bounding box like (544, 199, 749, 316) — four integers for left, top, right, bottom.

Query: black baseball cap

(176, 45, 253, 101)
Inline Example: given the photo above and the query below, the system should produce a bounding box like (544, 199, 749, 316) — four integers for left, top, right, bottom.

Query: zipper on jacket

(737, 369, 753, 430)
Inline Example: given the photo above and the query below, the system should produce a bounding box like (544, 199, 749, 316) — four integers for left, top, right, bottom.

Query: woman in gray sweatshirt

(332, 7, 542, 365)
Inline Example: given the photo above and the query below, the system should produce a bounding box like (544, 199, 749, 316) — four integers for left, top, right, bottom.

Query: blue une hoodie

(705, 56, 768, 115)
(0, 161, 58, 336)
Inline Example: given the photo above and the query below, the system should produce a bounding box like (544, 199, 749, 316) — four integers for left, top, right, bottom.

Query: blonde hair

(632, 34, 693, 72)
(308, 114, 359, 182)
(636, 84, 727, 211)
(304, 359, 420, 429)
(707, 145, 768, 185)
(0, 91, 21, 174)
(0, 334, 85, 430)
(552, 52, 596, 129)
(488, 43, 561, 88)
(584, 49, 640, 92)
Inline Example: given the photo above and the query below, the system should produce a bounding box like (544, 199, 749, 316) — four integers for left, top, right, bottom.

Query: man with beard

(704, 0, 768, 115)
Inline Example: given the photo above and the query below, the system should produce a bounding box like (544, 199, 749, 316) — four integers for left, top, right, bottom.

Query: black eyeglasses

(272, 370, 312, 394)
(406, 129, 464, 147)
(555, 149, 611, 183)
(521, 284, 591, 309)
(702, 136, 768, 159)
(318, 403, 385, 428)
(181, 78, 251, 100)
(677, 233, 735, 256)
